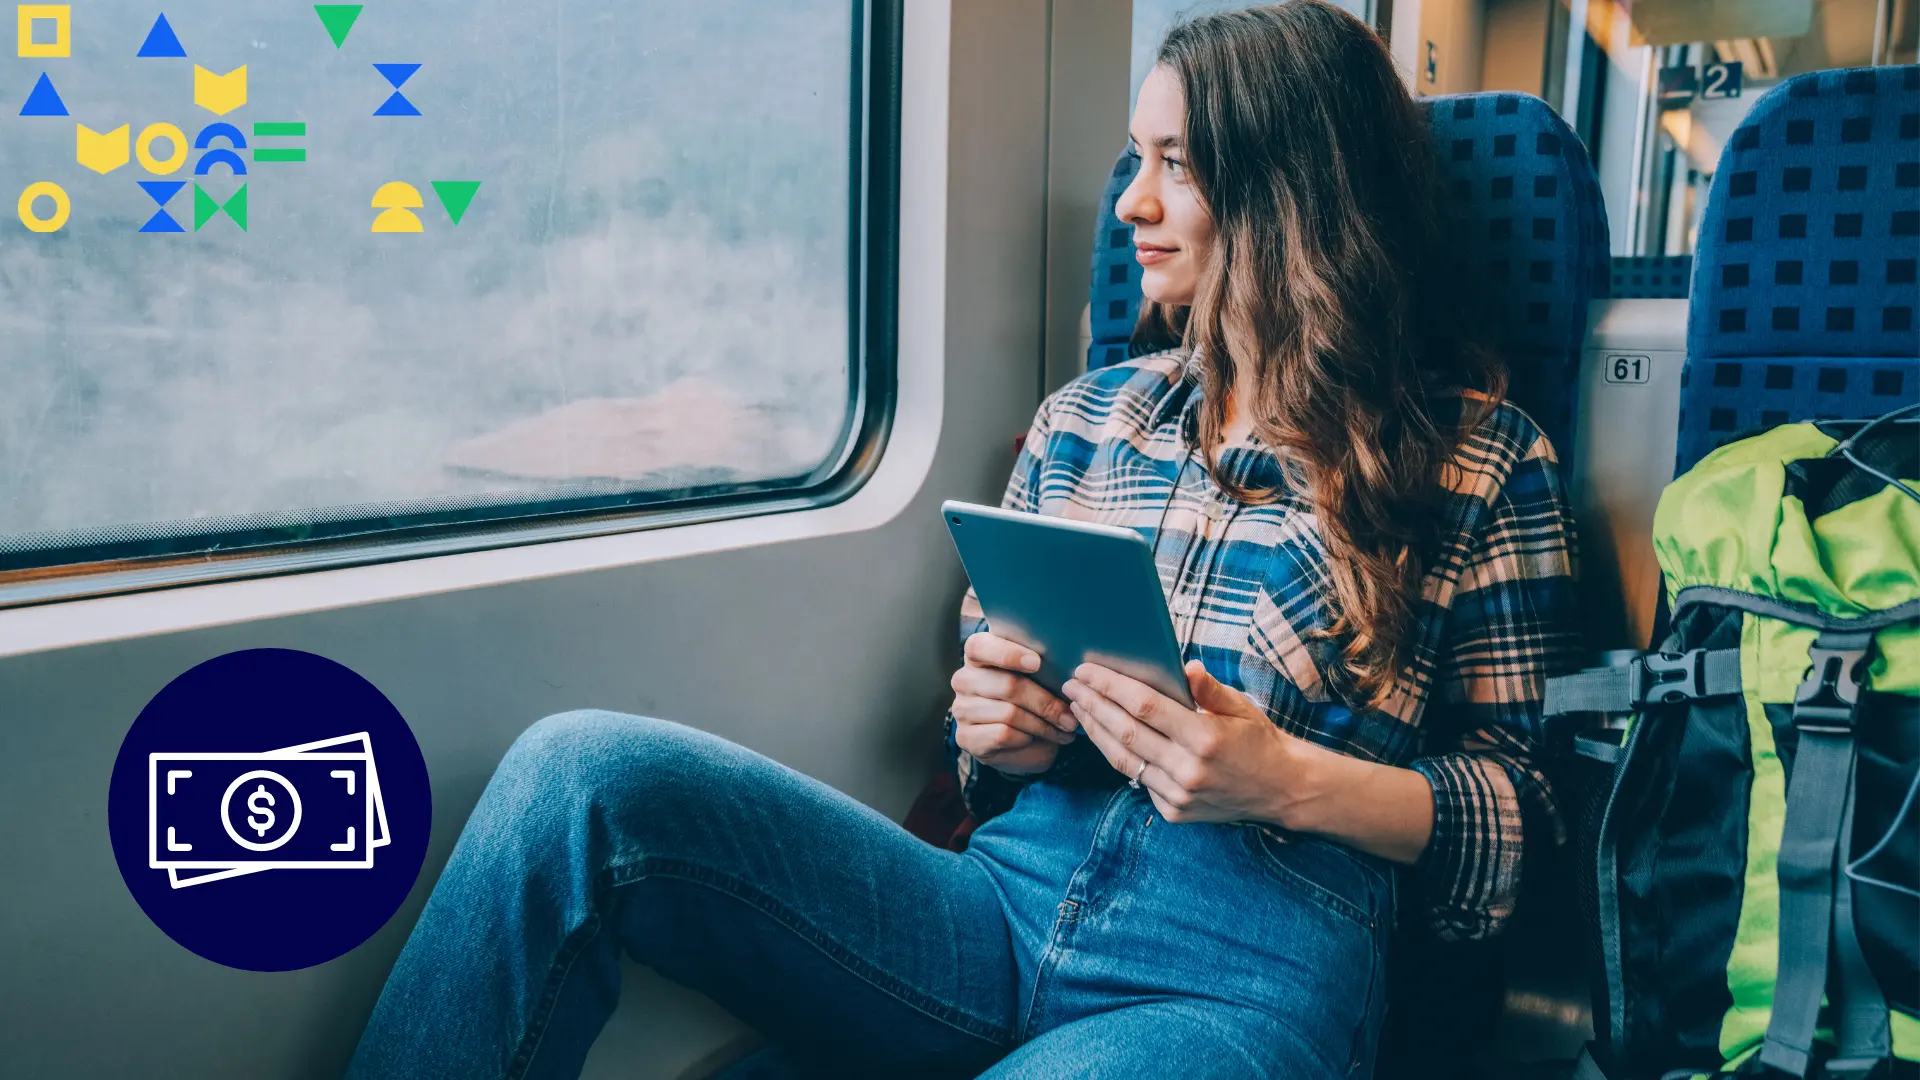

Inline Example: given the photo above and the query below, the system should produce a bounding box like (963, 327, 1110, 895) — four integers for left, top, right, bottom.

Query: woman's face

(1115, 65, 1215, 307)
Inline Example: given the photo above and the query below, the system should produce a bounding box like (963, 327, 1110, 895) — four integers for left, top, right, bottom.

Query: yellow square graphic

(17, 4, 69, 58)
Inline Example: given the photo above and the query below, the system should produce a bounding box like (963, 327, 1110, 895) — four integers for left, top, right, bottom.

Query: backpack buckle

(1819, 1056, 1884, 1080)
(1636, 649, 1710, 705)
(1791, 632, 1874, 733)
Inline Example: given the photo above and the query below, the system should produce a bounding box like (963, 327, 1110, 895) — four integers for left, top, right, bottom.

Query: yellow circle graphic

(136, 123, 188, 175)
(18, 181, 69, 233)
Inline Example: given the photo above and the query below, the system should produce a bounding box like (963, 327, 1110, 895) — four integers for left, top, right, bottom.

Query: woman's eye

(1124, 147, 1143, 163)
(1163, 156, 1185, 175)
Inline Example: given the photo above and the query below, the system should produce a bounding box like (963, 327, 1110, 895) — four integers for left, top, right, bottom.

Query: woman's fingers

(1066, 686, 1198, 797)
(954, 718, 1034, 754)
(1064, 680, 1189, 769)
(954, 724, 1058, 775)
(1072, 701, 1191, 805)
(1145, 785, 1205, 823)
(1069, 705, 1214, 823)
(964, 631, 1041, 674)
(1185, 660, 1265, 722)
(951, 662, 1074, 733)
(1075, 662, 1211, 752)
(952, 694, 1073, 744)
(1071, 701, 1141, 773)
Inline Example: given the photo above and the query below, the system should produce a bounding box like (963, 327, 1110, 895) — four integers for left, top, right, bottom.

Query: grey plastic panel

(1567, 298, 1689, 651)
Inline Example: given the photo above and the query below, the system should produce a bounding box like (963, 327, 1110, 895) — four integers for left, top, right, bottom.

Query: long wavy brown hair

(1136, 1, 1505, 708)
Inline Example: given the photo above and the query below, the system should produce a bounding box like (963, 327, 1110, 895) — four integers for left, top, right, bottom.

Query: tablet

(942, 500, 1195, 709)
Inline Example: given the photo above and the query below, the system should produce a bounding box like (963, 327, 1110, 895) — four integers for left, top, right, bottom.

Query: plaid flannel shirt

(948, 351, 1580, 941)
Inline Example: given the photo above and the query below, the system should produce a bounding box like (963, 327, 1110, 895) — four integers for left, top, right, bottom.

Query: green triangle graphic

(314, 4, 363, 49)
(224, 183, 249, 230)
(430, 180, 481, 225)
(193, 183, 247, 231)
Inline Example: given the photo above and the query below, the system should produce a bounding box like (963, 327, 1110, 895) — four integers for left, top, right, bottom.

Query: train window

(1526, 0, 1917, 257)
(1603, 0, 1918, 256)
(1131, 0, 1373, 100)
(0, 0, 895, 604)
(1198, 0, 1920, 263)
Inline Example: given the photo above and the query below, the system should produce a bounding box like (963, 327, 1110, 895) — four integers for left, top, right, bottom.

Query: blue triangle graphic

(138, 14, 187, 58)
(372, 63, 420, 88)
(138, 181, 187, 206)
(19, 72, 67, 117)
(140, 209, 186, 233)
(374, 91, 419, 117)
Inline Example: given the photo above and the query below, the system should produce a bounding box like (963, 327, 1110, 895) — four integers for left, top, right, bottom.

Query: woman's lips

(1134, 245, 1176, 266)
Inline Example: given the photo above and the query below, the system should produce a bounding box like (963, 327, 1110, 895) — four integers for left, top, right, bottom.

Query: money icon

(246, 782, 275, 835)
(147, 732, 390, 888)
(226, 770, 300, 850)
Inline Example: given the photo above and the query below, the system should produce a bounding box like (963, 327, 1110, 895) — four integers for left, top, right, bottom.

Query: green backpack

(1549, 409, 1919, 1080)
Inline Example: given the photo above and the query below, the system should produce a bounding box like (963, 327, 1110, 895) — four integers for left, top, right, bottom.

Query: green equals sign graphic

(253, 121, 307, 163)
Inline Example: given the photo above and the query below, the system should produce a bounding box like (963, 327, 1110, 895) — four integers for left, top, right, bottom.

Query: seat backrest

(1611, 255, 1693, 299)
(1085, 91, 1610, 462)
(1678, 65, 1920, 475)
(1087, 150, 1144, 373)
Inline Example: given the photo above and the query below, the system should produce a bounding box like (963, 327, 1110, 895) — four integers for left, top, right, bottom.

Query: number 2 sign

(1701, 61, 1743, 100)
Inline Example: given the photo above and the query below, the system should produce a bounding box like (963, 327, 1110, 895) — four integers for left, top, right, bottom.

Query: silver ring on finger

(1129, 759, 1147, 789)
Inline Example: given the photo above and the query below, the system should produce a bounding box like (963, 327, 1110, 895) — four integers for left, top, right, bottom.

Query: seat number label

(1606, 354, 1651, 384)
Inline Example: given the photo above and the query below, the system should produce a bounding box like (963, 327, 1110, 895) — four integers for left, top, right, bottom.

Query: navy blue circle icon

(108, 648, 431, 971)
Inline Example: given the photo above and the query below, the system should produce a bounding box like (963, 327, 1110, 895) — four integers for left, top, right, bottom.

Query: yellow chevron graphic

(75, 123, 130, 175)
(193, 65, 247, 116)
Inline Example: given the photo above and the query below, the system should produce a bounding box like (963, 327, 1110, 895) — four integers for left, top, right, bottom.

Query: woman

(347, 4, 1577, 1078)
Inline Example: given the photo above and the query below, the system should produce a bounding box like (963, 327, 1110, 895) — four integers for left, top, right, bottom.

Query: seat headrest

(1677, 65, 1919, 473)
(1086, 91, 1608, 458)
(1690, 65, 1919, 364)
(1424, 93, 1610, 454)
(1087, 151, 1144, 374)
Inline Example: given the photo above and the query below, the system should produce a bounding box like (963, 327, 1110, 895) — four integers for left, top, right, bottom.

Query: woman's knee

(493, 709, 729, 815)
(504, 707, 653, 764)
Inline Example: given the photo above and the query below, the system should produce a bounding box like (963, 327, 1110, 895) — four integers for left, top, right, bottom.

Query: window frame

(0, 0, 903, 611)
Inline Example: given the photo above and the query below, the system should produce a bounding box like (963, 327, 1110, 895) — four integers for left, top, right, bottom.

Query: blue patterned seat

(1086, 91, 1610, 462)
(1677, 65, 1920, 474)
(1611, 255, 1693, 299)
(1086, 147, 1145, 375)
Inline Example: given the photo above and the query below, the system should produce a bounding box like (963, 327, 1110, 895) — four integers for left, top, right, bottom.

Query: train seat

(1086, 91, 1611, 470)
(1678, 65, 1920, 474)
(1609, 255, 1692, 300)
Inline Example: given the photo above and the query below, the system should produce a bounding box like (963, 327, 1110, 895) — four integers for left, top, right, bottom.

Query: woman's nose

(1114, 172, 1157, 226)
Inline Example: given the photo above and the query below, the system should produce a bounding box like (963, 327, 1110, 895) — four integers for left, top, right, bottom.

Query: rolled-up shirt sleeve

(1408, 439, 1579, 941)
(949, 402, 1054, 820)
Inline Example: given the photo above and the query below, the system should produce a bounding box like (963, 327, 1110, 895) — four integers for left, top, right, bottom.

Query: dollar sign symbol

(247, 783, 276, 837)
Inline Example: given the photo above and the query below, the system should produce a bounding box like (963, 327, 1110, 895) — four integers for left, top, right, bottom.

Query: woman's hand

(950, 632, 1077, 776)
(1065, 660, 1436, 864)
(1064, 659, 1320, 825)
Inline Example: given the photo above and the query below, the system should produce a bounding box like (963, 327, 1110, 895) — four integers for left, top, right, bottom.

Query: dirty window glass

(0, 0, 863, 570)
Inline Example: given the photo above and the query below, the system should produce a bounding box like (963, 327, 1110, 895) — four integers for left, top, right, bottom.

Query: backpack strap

(1826, 771, 1891, 1079)
(1759, 629, 1889, 1079)
(1543, 647, 1743, 717)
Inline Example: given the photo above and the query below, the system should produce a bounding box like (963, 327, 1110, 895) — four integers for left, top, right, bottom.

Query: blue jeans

(346, 711, 1395, 1079)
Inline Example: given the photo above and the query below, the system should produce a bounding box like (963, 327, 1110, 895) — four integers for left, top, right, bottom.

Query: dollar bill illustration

(148, 732, 391, 888)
